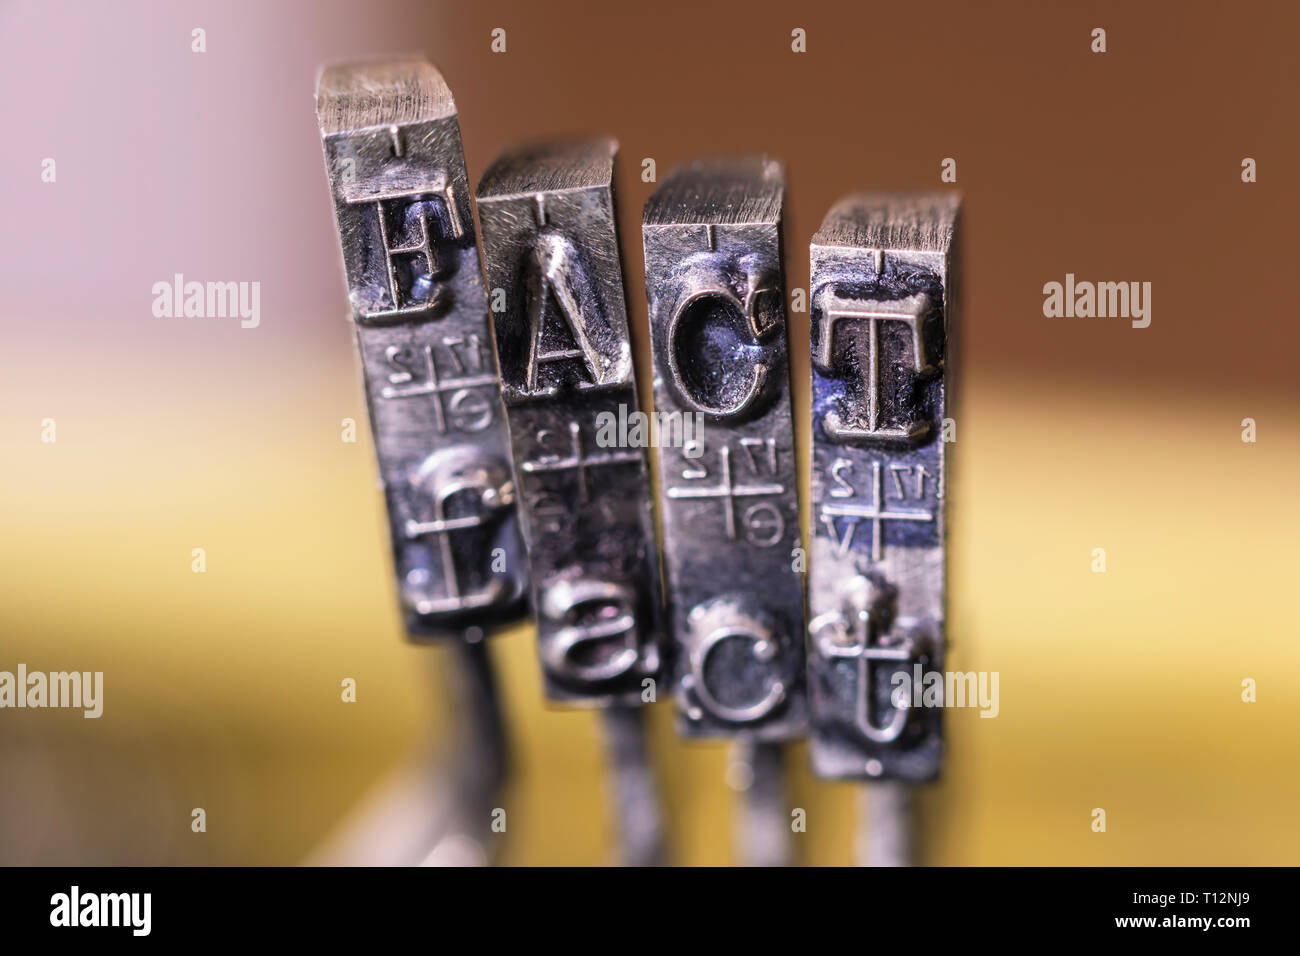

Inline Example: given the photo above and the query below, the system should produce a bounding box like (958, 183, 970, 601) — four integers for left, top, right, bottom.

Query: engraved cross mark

(380, 341, 496, 432)
(667, 445, 785, 541)
(821, 461, 931, 561)
(521, 421, 640, 503)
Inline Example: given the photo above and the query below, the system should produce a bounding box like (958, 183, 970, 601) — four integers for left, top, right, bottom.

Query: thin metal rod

(857, 781, 914, 867)
(419, 631, 509, 866)
(449, 631, 507, 804)
(729, 739, 792, 866)
(600, 705, 668, 866)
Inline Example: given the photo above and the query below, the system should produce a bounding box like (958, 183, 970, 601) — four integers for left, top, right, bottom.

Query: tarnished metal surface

(642, 157, 806, 741)
(316, 59, 528, 638)
(476, 137, 664, 706)
(807, 193, 959, 781)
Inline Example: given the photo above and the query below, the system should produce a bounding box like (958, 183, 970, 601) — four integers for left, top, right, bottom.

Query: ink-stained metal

(807, 193, 959, 781)
(477, 138, 664, 705)
(316, 58, 528, 638)
(642, 157, 807, 740)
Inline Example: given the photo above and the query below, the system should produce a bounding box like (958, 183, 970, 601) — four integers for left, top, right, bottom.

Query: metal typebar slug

(642, 157, 807, 741)
(807, 193, 959, 863)
(316, 58, 528, 637)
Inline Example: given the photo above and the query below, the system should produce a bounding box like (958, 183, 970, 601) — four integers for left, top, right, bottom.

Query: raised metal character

(476, 137, 663, 705)
(316, 58, 527, 638)
(642, 157, 806, 742)
(807, 193, 960, 784)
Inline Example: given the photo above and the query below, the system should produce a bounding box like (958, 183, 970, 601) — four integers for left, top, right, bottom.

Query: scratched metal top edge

(643, 155, 785, 227)
(315, 57, 456, 135)
(810, 192, 961, 255)
(476, 136, 617, 201)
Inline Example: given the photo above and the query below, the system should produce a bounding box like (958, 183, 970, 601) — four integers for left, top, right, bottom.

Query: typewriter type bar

(317, 58, 527, 638)
(476, 138, 664, 706)
(807, 194, 959, 784)
(642, 159, 807, 742)
(316, 59, 527, 865)
(477, 138, 668, 865)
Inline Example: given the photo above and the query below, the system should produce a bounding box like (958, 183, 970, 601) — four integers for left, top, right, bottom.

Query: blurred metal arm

(314, 58, 532, 864)
(477, 138, 670, 866)
(730, 739, 792, 867)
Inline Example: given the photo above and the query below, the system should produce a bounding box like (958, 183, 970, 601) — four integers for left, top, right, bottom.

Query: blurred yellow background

(1, 0, 1296, 864)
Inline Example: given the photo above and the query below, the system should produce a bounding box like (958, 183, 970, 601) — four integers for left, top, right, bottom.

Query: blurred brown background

(0, 0, 1296, 865)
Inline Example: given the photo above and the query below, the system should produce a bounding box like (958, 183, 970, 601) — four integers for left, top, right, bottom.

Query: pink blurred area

(0, 0, 474, 866)
(0, 0, 442, 344)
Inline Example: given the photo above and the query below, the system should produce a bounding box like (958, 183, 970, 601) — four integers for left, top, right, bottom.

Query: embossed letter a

(522, 234, 624, 397)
